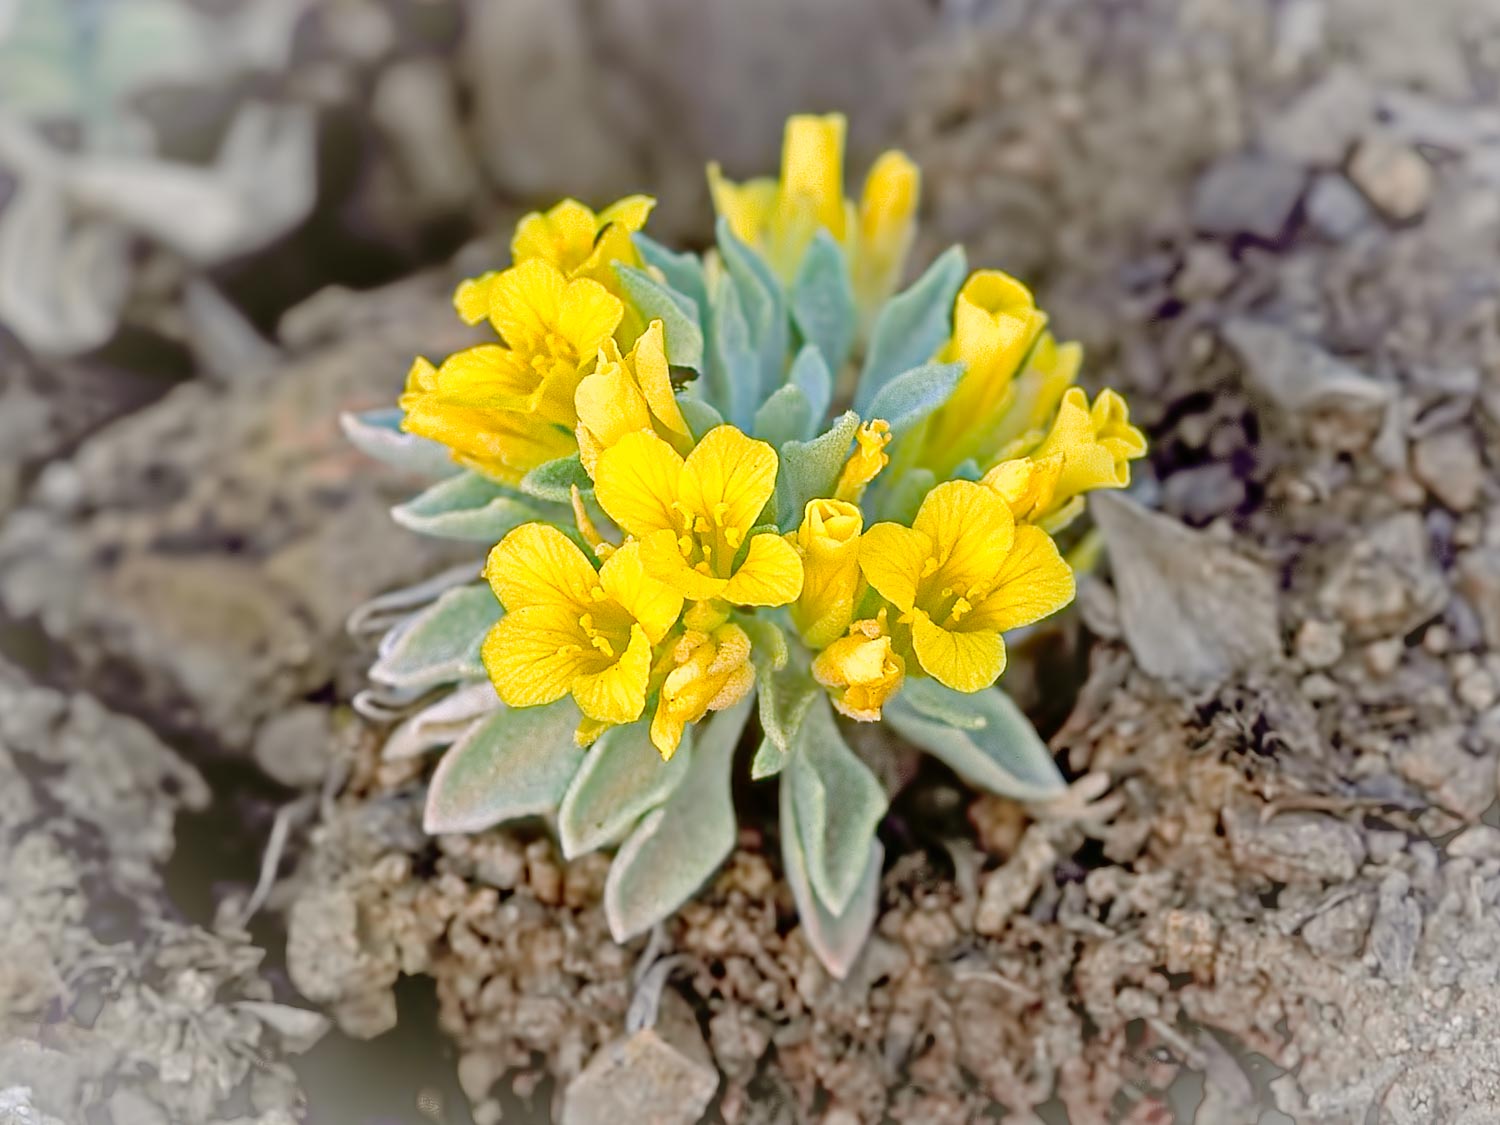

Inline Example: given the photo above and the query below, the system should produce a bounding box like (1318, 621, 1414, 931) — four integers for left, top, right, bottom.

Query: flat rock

(1091, 493, 1283, 690)
(1317, 513, 1447, 641)
(1410, 427, 1484, 512)
(1191, 154, 1306, 241)
(1306, 173, 1373, 240)
(0, 272, 475, 751)
(1223, 806, 1366, 885)
(1392, 725, 1495, 821)
(1262, 67, 1375, 165)
(1458, 548, 1500, 648)
(1348, 137, 1434, 222)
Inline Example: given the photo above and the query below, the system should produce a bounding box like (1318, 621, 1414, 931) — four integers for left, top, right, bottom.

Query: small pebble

(1422, 624, 1451, 655)
(1458, 669, 1498, 712)
(1295, 619, 1345, 669)
(1364, 638, 1404, 678)
(1301, 672, 1340, 702)
(1348, 136, 1434, 222)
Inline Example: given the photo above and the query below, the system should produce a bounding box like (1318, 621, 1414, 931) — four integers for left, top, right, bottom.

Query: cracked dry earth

(7, 0, 1500, 1123)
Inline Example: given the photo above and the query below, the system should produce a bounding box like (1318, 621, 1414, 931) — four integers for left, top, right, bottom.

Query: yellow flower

(593, 425, 805, 607)
(859, 481, 1074, 692)
(481, 525, 683, 729)
(455, 196, 654, 319)
(921, 270, 1048, 474)
(649, 622, 756, 759)
(833, 419, 891, 502)
(399, 355, 575, 484)
(986, 387, 1145, 532)
(812, 612, 905, 721)
(574, 319, 693, 474)
(987, 330, 1082, 458)
(405, 259, 623, 481)
(788, 499, 864, 649)
(708, 113, 919, 292)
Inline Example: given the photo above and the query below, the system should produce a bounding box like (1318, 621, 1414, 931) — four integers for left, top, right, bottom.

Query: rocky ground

(5, 0, 1500, 1122)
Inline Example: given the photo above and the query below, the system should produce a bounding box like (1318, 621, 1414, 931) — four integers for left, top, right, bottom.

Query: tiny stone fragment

(1367, 873, 1421, 981)
(1318, 513, 1446, 640)
(1457, 548, 1500, 648)
(1302, 891, 1375, 957)
(1392, 726, 1495, 821)
(1305, 173, 1372, 240)
(1347, 137, 1434, 221)
(1410, 428, 1484, 512)
(1223, 806, 1365, 885)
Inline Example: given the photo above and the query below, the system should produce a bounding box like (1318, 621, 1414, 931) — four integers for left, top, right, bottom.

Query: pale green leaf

(383, 681, 500, 761)
(677, 396, 724, 440)
(634, 233, 708, 317)
(392, 472, 546, 542)
(789, 344, 834, 423)
(792, 232, 857, 375)
(885, 683, 1067, 801)
(423, 699, 584, 833)
(519, 454, 591, 503)
(787, 694, 888, 915)
(716, 218, 787, 402)
(369, 585, 499, 691)
(557, 720, 693, 859)
(855, 245, 966, 414)
(617, 265, 704, 370)
(341, 409, 457, 478)
(775, 411, 860, 532)
(604, 697, 754, 940)
(862, 362, 963, 439)
(753, 383, 814, 447)
(708, 272, 757, 429)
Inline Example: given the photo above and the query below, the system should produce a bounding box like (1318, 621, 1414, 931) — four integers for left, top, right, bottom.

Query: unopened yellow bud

(812, 613, 905, 721)
(650, 623, 756, 759)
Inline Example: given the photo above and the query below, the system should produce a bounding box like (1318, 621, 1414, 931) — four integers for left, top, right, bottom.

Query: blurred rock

(1262, 68, 1374, 164)
(1348, 137, 1434, 222)
(1317, 513, 1446, 640)
(1192, 154, 1305, 241)
(1223, 806, 1366, 885)
(1410, 427, 1483, 512)
(1305, 172, 1373, 240)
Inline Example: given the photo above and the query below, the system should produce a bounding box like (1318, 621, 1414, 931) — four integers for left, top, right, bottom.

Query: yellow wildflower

(649, 622, 756, 759)
(574, 319, 693, 474)
(985, 387, 1146, 531)
(788, 499, 864, 649)
(859, 481, 1074, 692)
(920, 270, 1048, 474)
(593, 425, 805, 607)
(812, 612, 905, 721)
(988, 331, 1082, 457)
(481, 524, 683, 728)
(455, 196, 654, 320)
(708, 113, 919, 293)
(833, 419, 891, 503)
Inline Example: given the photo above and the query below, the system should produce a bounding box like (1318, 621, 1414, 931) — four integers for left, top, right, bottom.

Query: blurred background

(6, 0, 1500, 1123)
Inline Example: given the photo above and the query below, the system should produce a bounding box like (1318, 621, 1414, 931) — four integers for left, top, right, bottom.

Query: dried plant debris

(0, 660, 327, 1123)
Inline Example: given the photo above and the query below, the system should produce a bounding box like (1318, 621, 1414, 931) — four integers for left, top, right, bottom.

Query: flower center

(669, 500, 743, 580)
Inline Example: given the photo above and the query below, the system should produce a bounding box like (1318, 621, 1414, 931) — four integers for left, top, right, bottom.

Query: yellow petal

(570, 623, 652, 724)
(790, 498, 863, 648)
(857, 523, 929, 612)
(649, 703, 689, 761)
(485, 523, 599, 611)
(435, 344, 541, 412)
(639, 528, 729, 602)
(481, 605, 597, 708)
(778, 113, 847, 239)
(680, 425, 778, 538)
(404, 356, 439, 395)
(557, 276, 625, 359)
(721, 532, 805, 607)
(593, 430, 684, 537)
(485, 259, 566, 351)
(706, 164, 777, 246)
(598, 540, 684, 644)
(632, 320, 691, 440)
(511, 199, 600, 274)
(597, 194, 656, 233)
(910, 611, 1007, 693)
(911, 480, 1015, 587)
(982, 454, 1063, 522)
(453, 272, 498, 325)
(574, 346, 651, 463)
(965, 525, 1076, 633)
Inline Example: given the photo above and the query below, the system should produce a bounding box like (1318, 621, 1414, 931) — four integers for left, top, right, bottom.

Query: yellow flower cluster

(398, 113, 1146, 759)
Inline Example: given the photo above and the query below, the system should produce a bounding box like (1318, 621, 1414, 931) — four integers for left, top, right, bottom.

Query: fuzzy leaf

(716, 218, 787, 402)
(634, 233, 709, 316)
(753, 383, 815, 447)
(617, 265, 704, 370)
(781, 767, 883, 979)
(340, 408, 457, 478)
(792, 231, 857, 375)
(677, 396, 725, 439)
(708, 273, 757, 428)
(369, 584, 499, 691)
(862, 362, 963, 439)
(775, 411, 860, 532)
(855, 245, 966, 414)
(383, 681, 501, 761)
(873, 466, 936, 526)
(392, 472, 546, 542)
(520, 454, 591, 503)
(885, 683, 1066, 801)
(787, 694, 888, 915)
(557, 720, 693, 859)
(604, 697, 753, 940)
(750, 737, 787, 780)
(789, 344, 834, 423)
(423, 699, 584, 833)
(757, 643, 819, 756)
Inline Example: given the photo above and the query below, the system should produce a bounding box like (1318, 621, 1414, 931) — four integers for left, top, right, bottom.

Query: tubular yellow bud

(812, 612, 905, 722)
(834, 419, 891, 502)
(650, 623, 756, 759)
(788, 498, 865, 650)
(778, 114, 847, 241)
(574, 320, 692, 474)
(854, 150, 920, 315)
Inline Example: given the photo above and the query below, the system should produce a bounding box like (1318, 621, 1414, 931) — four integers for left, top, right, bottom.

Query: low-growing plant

(345, 114, 1145, 976)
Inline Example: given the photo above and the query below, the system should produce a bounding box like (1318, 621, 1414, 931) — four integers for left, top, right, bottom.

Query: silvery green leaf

(756, 642, 818, 756)
(775, 411, 860, 532)
(884, 684, 1066, 802)
(340, 409, 456, 478)
(952, 458, 982, 481)
(520, 454, 591, 503)
(424, 699, 584, 833)
(781, 768, 883, 979)
(750, 737, 786, 780)
(634, 233, 708, 316)
(557, 720, 693, 859)
(677, 396, 724, 440)
(369, 584, 499, 691)
(708, 272, 757, 428)
(346, 561, 480, 639)
(787, 694, 888, 915)
(392, 472, 546, 542)
(862, 362, 963, 440)
(383, 681, 501, 761)
(616, 265, 704, 370)
(753, 383, 814, 446)
(856, 245, 966, 414)
(716, 218, 787, 401)
(604, 696, 753, 940)
(871, 466, 935, 526)
(789, 344, 834, 422)
(792, 231, 857, 375)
